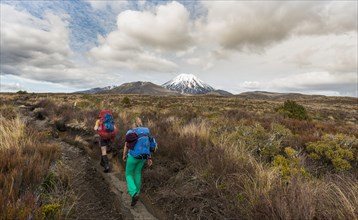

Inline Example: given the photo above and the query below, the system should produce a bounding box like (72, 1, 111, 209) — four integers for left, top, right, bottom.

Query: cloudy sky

(1, 0, 357, 97)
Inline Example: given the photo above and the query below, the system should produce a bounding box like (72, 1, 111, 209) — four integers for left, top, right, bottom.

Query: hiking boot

(131, 193, 139, 207)
(102, 155, 110, 173)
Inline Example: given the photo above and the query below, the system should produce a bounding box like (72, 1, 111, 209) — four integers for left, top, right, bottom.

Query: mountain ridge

(97, 81, 180, 96)
(75, 73, 232, 96)
(73, 75, 353, 99)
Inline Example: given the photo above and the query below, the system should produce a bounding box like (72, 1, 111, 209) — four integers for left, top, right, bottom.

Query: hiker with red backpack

(123, 117, 157, 207)
(94, 109, 117, 173)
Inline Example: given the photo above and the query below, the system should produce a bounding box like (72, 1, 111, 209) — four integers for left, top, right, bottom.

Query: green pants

(125, 155, 146, 197)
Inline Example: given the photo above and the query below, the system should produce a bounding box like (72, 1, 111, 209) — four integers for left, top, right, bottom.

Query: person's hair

(133, 117, 143, 127)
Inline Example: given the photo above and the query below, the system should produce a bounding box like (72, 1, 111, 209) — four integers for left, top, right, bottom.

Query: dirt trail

(20, 105, 159, 220)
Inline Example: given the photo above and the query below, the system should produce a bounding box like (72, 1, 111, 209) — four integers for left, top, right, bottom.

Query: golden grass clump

(0, 104, 18, 120)
(314, 175, 358, 219)
(0, 116, 26, 150)
(0, 114, 60, 219)
(180, 119, 210, 142)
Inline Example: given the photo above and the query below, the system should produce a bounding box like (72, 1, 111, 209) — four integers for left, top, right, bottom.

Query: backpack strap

(133, 128, 149, 139)
(137, 133, 148, 139)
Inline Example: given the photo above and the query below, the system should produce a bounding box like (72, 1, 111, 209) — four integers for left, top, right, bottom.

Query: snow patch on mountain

(76, 85, 117, 94)
(162, 74, 215, 94)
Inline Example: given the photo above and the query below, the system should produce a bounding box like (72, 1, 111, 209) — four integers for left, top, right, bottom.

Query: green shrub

(272, 147, 308, 180)
(16, 90, 28, 94)
(122, 96, 131, 106)
(307, 134, 358, 171)
(226, 122, 293, 161)
(260, 123, 293, 159)
(276, 100, 309, 120)
(41, 203, 61, 219)
(42, 172, 57, 193)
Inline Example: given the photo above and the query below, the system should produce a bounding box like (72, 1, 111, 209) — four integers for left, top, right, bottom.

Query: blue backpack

(126, 127, 156, 158)
(103, 113, 114, 132)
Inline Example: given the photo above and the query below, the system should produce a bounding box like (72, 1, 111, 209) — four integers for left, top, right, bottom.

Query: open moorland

(1, 93, 357, 219)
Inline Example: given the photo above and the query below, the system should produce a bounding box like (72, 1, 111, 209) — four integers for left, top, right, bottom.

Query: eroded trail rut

(20, 105, 159, 220)
(59, 140, 123, 220)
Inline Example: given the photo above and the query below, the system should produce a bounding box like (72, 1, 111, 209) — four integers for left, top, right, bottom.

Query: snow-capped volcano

(162, 74, 215, 94)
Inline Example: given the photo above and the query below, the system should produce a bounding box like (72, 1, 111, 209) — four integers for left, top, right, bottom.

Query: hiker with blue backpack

(94, 109, 117, 173)
(123, 117, 157, 207)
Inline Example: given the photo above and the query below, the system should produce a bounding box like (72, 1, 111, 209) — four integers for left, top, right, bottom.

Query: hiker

(123, 117, 157, 207)
(94, 109, 117, 173)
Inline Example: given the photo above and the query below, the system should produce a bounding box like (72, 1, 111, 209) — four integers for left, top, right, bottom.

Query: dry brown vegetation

(1, 93, 357, 219)
(0, 103, 63, 219)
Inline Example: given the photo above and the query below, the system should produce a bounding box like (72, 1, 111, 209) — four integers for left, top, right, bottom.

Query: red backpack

(97, 110, 116, 140)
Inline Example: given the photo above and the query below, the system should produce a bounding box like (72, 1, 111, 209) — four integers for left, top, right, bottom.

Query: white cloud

(89, 32, 178, 72)
(185, 49, 232, 70)
(199, 1, 357, 51)
(239, 71, 357, 97)
(138, 1, 146, 7)
(288, 33, 357, 74)
(179, 1, 356, 73)
(0, 82, 23, 92)
(89, 2, 193, 72)
(0, 74, 89, 93)
(117, 1, 193, 51)
(0, 5, 119, 88)
(1, 5, 72, 77)
(1, 6, 71, 60)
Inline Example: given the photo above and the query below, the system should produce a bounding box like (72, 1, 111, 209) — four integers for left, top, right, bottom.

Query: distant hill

(99, 81, 180, 96)
(205, 89, 233, 96)
(75, 86, 117, 94)
(237, 91, 357, 105)
(237, 91, 312, 100)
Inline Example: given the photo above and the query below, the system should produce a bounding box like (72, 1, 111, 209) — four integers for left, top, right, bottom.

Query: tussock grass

(74, 135, 88, 146)
(0, 104, 18, 119)
(252, 174, 358, 220)
(0, 114, 60, 219)
(38, 161, 78, 219)
(0, 116, 26, 150)
(179, 119, 210, 141)
(315, 175, 358, 219)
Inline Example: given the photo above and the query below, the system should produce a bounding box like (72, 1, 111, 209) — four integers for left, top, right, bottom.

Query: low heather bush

(307, 134, 358, 171)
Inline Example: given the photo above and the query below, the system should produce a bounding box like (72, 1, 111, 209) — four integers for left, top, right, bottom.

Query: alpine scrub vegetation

(2, 93, 357, 219)
(0, 111, 60, 219)
(307, 134, 358, 171)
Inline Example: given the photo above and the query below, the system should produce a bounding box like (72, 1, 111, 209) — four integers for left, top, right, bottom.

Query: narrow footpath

(20, 104, 160, 220)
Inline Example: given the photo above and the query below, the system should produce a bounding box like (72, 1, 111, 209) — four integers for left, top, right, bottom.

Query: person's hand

(123, 155, 127, 162)
(147, 159, 152, 167)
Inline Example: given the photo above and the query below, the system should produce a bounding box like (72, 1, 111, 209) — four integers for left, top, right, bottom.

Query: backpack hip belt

(134, 154, 150, 159)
